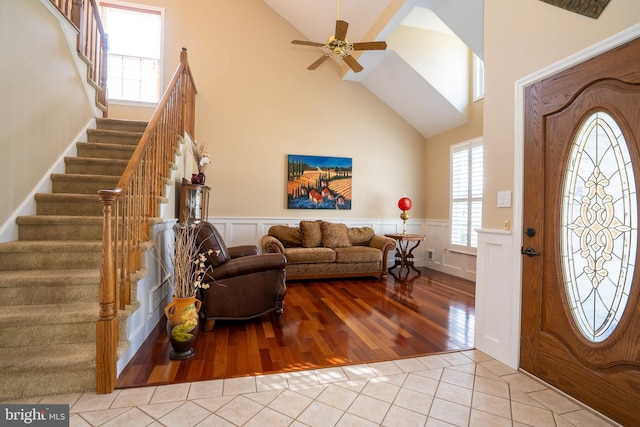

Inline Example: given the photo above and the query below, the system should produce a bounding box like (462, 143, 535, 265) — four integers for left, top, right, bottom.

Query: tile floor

(12, 350, 619, 426)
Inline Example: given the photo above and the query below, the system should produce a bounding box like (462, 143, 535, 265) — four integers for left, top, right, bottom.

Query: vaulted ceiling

(263, 0, 484, 138)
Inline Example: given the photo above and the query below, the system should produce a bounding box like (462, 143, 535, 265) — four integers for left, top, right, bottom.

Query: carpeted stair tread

(0, 269, 99, 287)
(16, 215, 103, 226)
(0, 343, 95, 372)
(0, 240, 102, 253)
(0, 302, 98, 327)
(96, 117, 147, 132)
(50, 173, 120, 182)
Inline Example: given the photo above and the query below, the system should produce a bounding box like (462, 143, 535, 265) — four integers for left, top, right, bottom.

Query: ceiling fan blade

(308, 55, 331, 70)
(335, 20, 348, 41)
(352, 41, 387, 51)
(342, 55, 363, 73)
(291, 40, 325, 47)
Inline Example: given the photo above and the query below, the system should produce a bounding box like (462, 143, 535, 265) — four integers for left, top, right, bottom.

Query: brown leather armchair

(194, 222, 287, 331)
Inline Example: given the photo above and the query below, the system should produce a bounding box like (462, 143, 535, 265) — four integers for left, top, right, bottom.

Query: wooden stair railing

(96, 48, 197, 394)
(49, 0, 108, 112)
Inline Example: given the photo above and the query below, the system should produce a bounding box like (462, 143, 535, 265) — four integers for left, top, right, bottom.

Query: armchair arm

(368, 235, 396, 252)
(261, 235, 285, 254)
(207, 253, 286, 281)
(228, 245, 259, 258)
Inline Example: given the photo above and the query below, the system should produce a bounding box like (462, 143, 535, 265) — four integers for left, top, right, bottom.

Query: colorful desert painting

(287, 154, 352, 209)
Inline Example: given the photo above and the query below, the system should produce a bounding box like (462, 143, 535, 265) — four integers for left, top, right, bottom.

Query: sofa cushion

(321, 222, 352, 249)
(268, 225, 303, 247)
(347, 227, 375, 246)
(195, 222, 229, 266)
(285, 247, 336, 264)
(334, 246, 382, 263)
(300, 220, 323, 247)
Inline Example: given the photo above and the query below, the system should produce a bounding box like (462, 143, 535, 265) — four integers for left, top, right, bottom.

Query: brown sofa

(195, 222, 287, 331)
(261, 220, 396, 280)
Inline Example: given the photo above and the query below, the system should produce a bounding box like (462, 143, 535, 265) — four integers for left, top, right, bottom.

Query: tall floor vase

(164, 296, 201, 360)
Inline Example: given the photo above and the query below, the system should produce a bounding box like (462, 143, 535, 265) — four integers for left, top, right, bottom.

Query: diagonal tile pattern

(7, 350, 620, 426)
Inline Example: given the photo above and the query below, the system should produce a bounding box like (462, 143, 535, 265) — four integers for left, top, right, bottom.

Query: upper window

(100, 1, 163, 104)
(450, 138, 483, 250)
(473, 54, 484, 101)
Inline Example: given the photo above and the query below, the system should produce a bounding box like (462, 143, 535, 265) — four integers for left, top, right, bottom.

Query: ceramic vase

(191, 173, 206, 185)
(164, 296, 201, 359)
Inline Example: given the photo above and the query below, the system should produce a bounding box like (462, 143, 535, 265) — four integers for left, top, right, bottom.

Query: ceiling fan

(290, 1, 387, 73)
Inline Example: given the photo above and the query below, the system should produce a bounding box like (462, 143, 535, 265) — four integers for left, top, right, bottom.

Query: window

(450, 138, 483, 249)
(473, 54, 484, 101)
(100, 1, 163, 103)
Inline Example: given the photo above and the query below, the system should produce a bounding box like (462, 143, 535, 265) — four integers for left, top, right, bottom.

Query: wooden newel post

(96, 189, 121, 394)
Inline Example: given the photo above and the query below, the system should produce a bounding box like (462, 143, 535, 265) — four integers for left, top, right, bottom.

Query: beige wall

(107, 0, 426, 221)
(1, 0, 94, 226)
(483, 0, 640, 229)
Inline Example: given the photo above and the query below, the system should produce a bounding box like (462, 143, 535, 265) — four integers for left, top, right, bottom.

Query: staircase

(0, 118, 147, 401)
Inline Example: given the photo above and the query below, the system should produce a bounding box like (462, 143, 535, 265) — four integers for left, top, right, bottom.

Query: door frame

(508, 23, 640, 368)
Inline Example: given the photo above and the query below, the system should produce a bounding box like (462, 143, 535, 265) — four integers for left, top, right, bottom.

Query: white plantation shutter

(451, 139, 483, 249)
(100, 2, 162, 103)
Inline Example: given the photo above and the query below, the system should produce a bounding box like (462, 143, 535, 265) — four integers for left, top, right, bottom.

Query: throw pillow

(300, 220, 323, 247)
(347, 227, 375, 246)
(321, 222, 352, 248)
(268, 225, 303, 247)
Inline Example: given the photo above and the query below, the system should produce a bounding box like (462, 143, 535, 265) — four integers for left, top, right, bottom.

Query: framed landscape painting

(287, 154, 352, 209)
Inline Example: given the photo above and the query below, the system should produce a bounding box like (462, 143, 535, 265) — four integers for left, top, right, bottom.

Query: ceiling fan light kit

(291, 3, 387, 73)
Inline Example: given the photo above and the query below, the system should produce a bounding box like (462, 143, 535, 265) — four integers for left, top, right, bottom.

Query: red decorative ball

(398, 197, 412, 211)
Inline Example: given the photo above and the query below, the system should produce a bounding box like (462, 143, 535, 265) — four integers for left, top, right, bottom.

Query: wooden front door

(521, 37, 640, 426)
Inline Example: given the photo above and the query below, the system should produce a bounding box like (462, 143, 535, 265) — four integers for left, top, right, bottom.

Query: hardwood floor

(117, 268, 475, 389)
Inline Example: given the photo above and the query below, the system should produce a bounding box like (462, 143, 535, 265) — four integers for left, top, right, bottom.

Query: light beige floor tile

(471, 391, 511, 420)
(69, 413, 92, 427)
(149, 382, 190, 404)
(334, 379, 368, 394)
(38, 393, 82, 406)
(382, 404, 428, 427)
(448, 363, 476, 375)
(222, 376, 256, 395)
(477, 360, 517, 377)
(393, 387, 433, 415)
(426, 417, 457, 426)
(413, 367, 444, 381)
(291, 384, 327, 399)
(511, 401, 556, 426)
(528, 388, 581, 414)
(439, 352, 475, 366)
(416, 355, 452, 370)
(137, 400, 183, 419)
(158, 402, 211, 427)
(347, 394, 392, 424)
(191, 395, 235, 412)
(297, 400, 345, 427)
(73, 407, 129, 426)
(314, 366, 349, 384)
(460, 350, 494, 363)
(187, 379, 223, 399)
(469, 409, 512, 427)
(316, 384, 359, 411)
(100, 407, 156, 427)
(244, 406, 294, 426)
(256, 372, 288, 391)
(368, 360, 405, 377)
(502, 372, 547, 393)
(343, 363, 376, 380)
(403, 373, 439, 396)
(70, 391, 120, 413)
(473, 365, 503, 381)
(441, 367, 475, 389)
(436, 382, 473, 407)
(195, 413, 235, 426)
(361, 377, 401, 403)
(267, 389, 313, 419)
(472, 375, 510, 399)
(286, 369, 320, 387)
(509, 387, 547, 409)
(393, 357, 428, 373)
(429, 398, 471, 427)
(111, 386, 155, 408)
(243, 389, 283, 406)
(559, 409, 619, 427)
(215, 395, 264, 425)
(336, 412, 380, 427)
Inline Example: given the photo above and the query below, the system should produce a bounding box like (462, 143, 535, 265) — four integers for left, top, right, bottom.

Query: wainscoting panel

(474, 228, 519, 368)
(423, 220, 476, 281)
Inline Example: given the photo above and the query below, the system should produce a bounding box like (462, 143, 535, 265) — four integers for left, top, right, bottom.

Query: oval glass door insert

(561, 111, 637, 342)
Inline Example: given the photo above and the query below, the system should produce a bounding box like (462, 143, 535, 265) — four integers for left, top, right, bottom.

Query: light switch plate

(497, 191, 512, 208)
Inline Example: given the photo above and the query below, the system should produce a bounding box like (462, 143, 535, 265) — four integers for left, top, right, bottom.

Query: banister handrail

(96, 48, 197, 394)
(49, 0, 108, 113)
